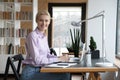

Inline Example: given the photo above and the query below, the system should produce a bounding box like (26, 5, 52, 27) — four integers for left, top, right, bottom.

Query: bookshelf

(0, 0, 38, 73)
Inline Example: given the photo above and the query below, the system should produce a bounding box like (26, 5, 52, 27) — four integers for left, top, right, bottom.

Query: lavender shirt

(22, 28, 58, 67)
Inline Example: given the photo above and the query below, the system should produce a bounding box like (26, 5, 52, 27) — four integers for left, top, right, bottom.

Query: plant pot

(67, 48, 79, 57)
(73, 49, 79, 57)
(91, 50, 100, 59)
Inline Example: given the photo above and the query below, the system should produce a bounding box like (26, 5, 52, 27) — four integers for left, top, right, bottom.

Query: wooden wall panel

(21, 6, 32, 11)
(38, 0, 48, 10)
(47, 0, 87, 3)
(38, 0, 87, 11)
(21, 21, 32, 29)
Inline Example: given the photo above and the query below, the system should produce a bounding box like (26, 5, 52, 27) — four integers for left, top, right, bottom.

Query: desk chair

(4, 54, 24, 80)
(50, 48, 57, 56)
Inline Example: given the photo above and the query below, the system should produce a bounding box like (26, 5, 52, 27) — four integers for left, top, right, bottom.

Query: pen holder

(85, 53, 91, 66)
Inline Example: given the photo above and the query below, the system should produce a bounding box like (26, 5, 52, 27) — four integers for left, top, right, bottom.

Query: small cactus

(89, 36, 97, 51)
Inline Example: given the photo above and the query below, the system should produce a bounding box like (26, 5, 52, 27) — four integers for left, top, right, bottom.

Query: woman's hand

(58, 54, 69, 62)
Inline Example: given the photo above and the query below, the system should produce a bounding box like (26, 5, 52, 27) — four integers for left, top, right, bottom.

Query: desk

(41, 58, 118, 80)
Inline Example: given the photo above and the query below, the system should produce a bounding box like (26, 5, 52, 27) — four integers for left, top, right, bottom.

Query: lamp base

(95, 62, 113, 67)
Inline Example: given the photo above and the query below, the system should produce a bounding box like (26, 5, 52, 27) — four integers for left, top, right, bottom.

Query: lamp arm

(78, 14, 104, 24)
(71, 11, 105, 26)
(83, 11, 106, 59)
(76, 10, 106, 59)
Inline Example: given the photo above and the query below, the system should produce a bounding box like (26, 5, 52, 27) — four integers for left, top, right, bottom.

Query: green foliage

(69, 28, 81, 57)
(89, 36, 97, 51)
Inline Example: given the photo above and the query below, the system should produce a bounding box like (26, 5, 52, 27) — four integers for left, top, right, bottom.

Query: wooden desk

(41, 67, 117, 73)
(41, 59, 118, 80)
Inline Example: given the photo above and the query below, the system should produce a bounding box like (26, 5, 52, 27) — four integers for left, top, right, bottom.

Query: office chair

(50, 48, 57, 56)
(4, 54, 24, 80)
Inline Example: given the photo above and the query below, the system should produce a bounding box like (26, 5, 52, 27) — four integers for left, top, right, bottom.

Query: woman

(20, 10, 70, 80)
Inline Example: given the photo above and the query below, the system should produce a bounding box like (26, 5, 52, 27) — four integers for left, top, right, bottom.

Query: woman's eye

(38, 19, 49, 23)
(45, 20, 48, 22)
(39, 19, 43, 21)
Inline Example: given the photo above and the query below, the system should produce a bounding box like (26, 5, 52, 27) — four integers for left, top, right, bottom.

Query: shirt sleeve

(26, 33, 58, 65)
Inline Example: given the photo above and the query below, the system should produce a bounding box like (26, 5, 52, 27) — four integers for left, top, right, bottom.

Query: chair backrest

(50, 48, 57, 56)
(4, 54, 24, 80)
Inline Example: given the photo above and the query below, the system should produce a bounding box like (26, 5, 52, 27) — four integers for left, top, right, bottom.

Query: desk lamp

(71, 11, 113, 67)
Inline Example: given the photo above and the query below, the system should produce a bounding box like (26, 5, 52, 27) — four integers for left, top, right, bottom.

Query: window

(48, 3, 86, 48)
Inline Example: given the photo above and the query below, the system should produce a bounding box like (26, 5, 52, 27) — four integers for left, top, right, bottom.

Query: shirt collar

(35, 27, 45, 38)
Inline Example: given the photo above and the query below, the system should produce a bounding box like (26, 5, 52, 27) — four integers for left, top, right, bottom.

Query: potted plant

(68, 28, 81, 57)
(66, 43, 74, 52)
(89, 36, 100, 59)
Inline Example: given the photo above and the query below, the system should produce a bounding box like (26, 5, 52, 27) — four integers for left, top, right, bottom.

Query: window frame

(48, 3, 86, 47)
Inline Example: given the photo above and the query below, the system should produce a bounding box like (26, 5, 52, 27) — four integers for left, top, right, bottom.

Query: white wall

(87, 0, 117, 79)
(87, 0, 117, 63)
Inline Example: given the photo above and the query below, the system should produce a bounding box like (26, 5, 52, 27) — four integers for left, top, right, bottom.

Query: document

(45, 62, 77, 68)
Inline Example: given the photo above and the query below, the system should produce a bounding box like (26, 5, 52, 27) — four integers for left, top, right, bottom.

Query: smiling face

(36, 11, 51, 33)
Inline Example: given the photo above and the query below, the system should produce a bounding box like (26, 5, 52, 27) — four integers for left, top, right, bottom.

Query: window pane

(52, 7, 82, 48)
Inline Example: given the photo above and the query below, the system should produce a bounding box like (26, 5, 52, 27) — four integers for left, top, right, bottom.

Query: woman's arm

(26, 33, 58, 65)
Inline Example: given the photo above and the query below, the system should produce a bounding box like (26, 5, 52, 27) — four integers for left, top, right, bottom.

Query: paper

(45, 62, 77, 68)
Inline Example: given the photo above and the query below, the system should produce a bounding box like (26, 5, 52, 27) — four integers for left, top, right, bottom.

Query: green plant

(89, 36, 97, 51)
(69, 28, 81, 57)
(66, 43, 74, 52)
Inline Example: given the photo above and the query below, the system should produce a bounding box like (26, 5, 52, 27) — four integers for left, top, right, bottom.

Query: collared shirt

(22, 28, 58, 67)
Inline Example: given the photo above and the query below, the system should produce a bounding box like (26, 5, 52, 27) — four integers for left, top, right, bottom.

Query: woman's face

(37, 15, 50, 32)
